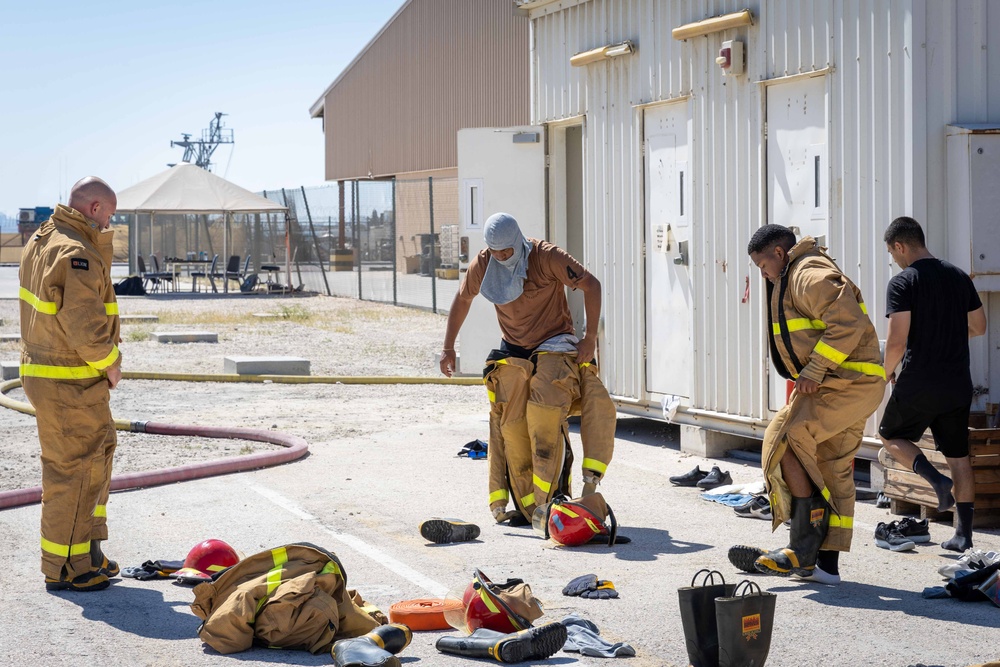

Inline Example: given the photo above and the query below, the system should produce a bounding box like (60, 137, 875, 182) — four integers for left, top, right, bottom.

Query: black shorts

(878, 392, 971, 458)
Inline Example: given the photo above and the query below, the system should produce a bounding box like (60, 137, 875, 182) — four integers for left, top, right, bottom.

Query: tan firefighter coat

(762, 237, 886, 551)
(191, 543, 385, 655)
(19, 204, 121, 580)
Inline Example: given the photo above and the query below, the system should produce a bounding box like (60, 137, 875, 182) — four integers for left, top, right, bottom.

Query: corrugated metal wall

(319, 0, 530, 181)
(529, 0, 997, 423)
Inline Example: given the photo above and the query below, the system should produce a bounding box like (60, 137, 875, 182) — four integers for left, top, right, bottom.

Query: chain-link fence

(115, 176, 460, 312)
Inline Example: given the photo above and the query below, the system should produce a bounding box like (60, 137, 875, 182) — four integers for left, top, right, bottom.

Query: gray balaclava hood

(480, 212, 533, 305)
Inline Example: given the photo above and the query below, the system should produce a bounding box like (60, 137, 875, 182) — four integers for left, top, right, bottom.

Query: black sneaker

(419, 518, 481, 544)
(696, 466, 733, 490)
(669, 466, 708, 487)
(893, 517, 930, 544)
(874, 522, 916, 552)
(728, 545, 766, 573)
(733, 496, 772, 520)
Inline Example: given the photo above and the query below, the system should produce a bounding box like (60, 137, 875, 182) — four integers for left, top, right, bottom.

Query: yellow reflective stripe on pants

(520, 492, 535, 507)
(773, 318, 825, 334)
(489, 489, 509, 504)
(104, 302, 119, 316)
(41, 536, 90, 558)
(93, 505, 106, 518)
(829, 514, 853, 529)
(19, 287, 58, 315)
(813, 340, 849, 365)
(532, 474, 551, 494)
(87, 345, 120, 371)
(582, 458, 608, 475)
(21, 363, 102, 380)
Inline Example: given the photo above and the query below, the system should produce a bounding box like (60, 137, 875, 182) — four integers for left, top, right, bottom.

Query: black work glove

(580, 580, 618, 599)
(562, 574, 598, 596)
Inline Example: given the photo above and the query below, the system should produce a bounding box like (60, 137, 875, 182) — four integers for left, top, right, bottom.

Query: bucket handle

(691, 569, 727, 587)
(733, 580, 763, 597)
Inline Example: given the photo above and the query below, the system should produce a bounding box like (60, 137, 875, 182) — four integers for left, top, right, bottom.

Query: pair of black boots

(436, 623, 568, 663)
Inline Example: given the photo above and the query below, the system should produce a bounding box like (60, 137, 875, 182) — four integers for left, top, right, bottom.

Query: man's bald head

(68, 177, 117, 230)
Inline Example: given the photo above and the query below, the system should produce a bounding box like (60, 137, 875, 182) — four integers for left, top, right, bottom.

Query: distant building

(18, 207, 53, 244)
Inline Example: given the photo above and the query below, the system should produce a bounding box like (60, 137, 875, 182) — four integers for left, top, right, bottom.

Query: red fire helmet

(461, 569, 542, 634)
(183, 539, 240, 575)
(533, 494, 618, 547)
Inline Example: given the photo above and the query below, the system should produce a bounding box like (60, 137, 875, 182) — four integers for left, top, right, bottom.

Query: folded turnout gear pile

(190, 542, 387, 654)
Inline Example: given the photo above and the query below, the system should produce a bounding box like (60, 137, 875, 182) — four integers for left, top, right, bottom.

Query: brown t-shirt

(460, 239, 589, 349)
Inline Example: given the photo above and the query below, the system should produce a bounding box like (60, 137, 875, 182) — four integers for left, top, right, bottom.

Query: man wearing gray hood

(440, 213, 617, 525)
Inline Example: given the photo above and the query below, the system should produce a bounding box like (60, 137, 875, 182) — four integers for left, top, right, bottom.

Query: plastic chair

(191, 254, 219, 293)
(136, 255, 159, 293)
(218, 255, 243, 288)
(149, 255, 175, 291)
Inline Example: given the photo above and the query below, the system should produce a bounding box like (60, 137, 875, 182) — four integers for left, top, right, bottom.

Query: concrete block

(120, 314, 159, 323)
(224, 356, 310, 376)
(150, 331, 218, 344)
(1, 361, 18, 380)
(680, 425, 758, 459)
(0, 333, 19, 343)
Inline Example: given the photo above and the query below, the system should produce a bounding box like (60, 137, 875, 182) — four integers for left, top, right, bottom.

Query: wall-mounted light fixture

(570, 40, 636, 67)
(672, 9, 753, 40)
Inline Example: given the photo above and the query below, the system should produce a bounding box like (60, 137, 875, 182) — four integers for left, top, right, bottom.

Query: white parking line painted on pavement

(249, 483, 449, 598)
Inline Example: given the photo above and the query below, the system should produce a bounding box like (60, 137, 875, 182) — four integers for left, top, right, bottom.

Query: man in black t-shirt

(878, 217, 987, 552)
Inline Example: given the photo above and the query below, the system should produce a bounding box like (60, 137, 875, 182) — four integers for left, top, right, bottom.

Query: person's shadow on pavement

(58, 582, 200, 640)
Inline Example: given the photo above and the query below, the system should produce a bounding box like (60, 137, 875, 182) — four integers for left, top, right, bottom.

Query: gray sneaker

(874, 522, 916, 552)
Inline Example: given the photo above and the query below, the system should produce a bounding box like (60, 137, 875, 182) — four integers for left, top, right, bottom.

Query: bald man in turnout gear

(440, 213, 616, 525)
(20, 177, 122, 592)
(733, 225, 886, 585)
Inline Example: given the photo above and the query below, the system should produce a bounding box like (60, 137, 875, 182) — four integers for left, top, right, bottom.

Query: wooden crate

(879, 419, 1000, 526)
(435, 267, 460, 280)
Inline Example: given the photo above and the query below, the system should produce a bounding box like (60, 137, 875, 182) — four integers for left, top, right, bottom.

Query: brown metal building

(310, 0, 530, 273)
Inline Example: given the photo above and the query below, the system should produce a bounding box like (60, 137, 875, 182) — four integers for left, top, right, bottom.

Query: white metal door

(644, 102, 692, 398)
(456, 126, 546, 374)
(766, 75, 829, 410)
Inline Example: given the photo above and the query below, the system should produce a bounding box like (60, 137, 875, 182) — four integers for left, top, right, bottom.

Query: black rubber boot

(331, 624, 412, 667)
(435, 624, 567, 663)
(755, 495, 829, 577)
(91, 540, 120, 578)
(419, 518, 481, 544)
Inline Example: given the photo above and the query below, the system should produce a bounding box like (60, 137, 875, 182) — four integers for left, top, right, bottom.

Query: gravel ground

(0, 294, 466, 492)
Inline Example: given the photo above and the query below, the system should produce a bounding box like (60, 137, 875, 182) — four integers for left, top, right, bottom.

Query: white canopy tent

(115, 164, 288, 292)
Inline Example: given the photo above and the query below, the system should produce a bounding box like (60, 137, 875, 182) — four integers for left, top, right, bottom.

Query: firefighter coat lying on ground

(484, 351, 617, 522)
(19, 204, 121, 581)
(762, 237, 886, 551)
(191, 543, 386, 654)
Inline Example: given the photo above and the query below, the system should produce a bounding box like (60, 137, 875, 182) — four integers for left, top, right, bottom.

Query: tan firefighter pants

(23, 376, 116, 580)
(484, 352, 617, 521)
(762, 373, 885, 551)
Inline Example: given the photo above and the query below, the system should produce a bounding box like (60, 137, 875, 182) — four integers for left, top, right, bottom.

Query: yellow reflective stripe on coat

(813, 340, 849, 365)
(532, 474, 551, 494)
(859, 302, 869, 315)
(256, 547, 290, 614)
(828, 514, 853, 529)
(19, 287, 58, 315)
(772, 318, 825, 335)
(840, 361, 887, 379)
(93, 505, 107, 518)
(520, 492, 535, 507)
(820, 487, 832, 502)
(104, 302, 118, 316)
(41, 536, 90, 558)
(582, 458, 608, 475)
(489, 489, 509, 504)
(20, 363, 102, 380)
(320, 560, 342, 576)
(87, 345, 120, 371)
(486, 389, 496, 402)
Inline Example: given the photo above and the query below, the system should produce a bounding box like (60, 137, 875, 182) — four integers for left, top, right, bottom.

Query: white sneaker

(793, 565, 841, 585)
(938, 549, 1000, 579)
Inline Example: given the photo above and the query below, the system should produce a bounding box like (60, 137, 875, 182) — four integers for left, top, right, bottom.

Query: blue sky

(0, 0, 405, 218)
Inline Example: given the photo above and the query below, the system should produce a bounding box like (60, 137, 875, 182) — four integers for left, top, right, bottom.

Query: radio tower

(169, 112, 234, 170)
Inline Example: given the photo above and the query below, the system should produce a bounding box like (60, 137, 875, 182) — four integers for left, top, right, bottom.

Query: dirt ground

(0, 294, 475, 492)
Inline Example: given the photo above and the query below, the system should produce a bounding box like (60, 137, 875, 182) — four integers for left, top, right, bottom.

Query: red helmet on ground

(457, 569, 543, 634)
(183, 539, 240, 575)
(532, 493, 618, 547)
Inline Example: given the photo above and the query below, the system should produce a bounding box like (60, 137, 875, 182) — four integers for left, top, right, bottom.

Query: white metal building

(456, 0, 999, 457)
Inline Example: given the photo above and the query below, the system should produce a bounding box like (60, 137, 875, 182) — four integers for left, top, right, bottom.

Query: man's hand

(107, 364, 122, 389)
(888, 372, 896, 385)
(795, 376, 820, 395)
(440, 349, 457, 377)
(576, 335, 597, 364)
